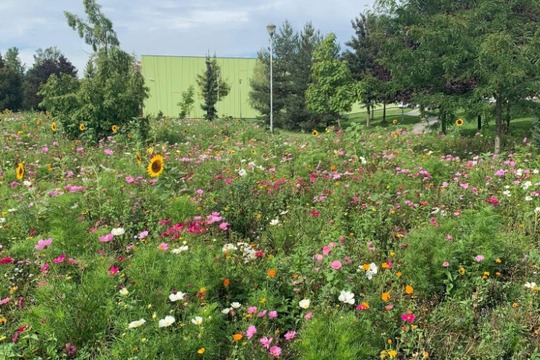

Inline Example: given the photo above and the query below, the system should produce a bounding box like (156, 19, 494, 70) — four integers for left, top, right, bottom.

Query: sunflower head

(111, 125, 119, 133)
(16, 162, 24, 180)
(51, 122, 57, 132)
(79, 123, 85, 131)
(455, 118, 464, 127)
(312, 130, 319, 137)
(147, 154, 164, 178)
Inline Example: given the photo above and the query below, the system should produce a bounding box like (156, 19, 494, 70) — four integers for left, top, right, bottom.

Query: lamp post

(267, 23, 276, 133)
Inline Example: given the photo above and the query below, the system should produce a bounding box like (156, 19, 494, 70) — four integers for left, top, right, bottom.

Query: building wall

(141, 55, 259, 119)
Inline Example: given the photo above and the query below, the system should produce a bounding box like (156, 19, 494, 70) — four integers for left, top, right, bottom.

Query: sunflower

(312, 129, 319, 137)
(392, 119, 398, 125)
(455, 118, 464, 127)
(111, 125, 119, 133)
(147, 154, 164, 177)
(79, 123, 85, 131)
(16, 162, 24, 180)
(51, 122, 57, 132)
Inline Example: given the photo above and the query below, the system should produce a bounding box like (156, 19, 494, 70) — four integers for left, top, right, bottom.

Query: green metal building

(141, 55, 259, 119)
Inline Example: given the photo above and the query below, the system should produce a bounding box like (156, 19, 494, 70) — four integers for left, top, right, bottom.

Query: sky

(0, 0, 375, 74)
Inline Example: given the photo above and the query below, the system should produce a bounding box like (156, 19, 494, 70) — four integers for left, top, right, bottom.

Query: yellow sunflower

(51, 122, 57, 132)
(147, 154, 164, 177)
(111, 125, 119, 133)
(16, 162, 24, 180)
(455, 118, 464, 127)
(312, 129, 319, 137)
(79, 123, 85, 131)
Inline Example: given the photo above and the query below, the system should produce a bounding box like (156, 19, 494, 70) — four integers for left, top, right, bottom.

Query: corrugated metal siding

(141, 55, 259, 119)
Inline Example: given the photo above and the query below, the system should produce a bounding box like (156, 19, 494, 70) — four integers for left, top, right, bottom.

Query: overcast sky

(1, 0, 375, 73)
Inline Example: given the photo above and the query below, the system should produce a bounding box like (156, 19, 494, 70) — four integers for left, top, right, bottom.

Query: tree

(0, 50, 23, 111)
(177, 85, 195, 119)
(23, 47, 78, 110)
(40, 0, 147, 141)
(64, 0, 119, 52)
(306, 33, 354, 125)
(249, 21, 321, 131)
(196, 55, 230, 121)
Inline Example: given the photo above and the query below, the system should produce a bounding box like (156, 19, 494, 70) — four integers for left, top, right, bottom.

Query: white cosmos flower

(338, 290, 355, 305)
(299, 299, 310, 309)
(158, 316, 175, 328)
(191, 316, 203, 325)
(366, 262, 378, 280)
(119, 288, 129, 296)
(525, 282, 538, 290)
(111, 227, 125, 236)
(128, 318, 146, 329)
(238, 169, 247, 177)
(169, 291, 186, 302)
(171, 245, 189, 254)
(231, 302, 241, 309)
(221, 308, 231, 314)
(269, 218, 279, 226)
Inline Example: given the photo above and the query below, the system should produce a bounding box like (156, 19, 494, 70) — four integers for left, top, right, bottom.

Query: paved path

(407, 109, 438, 134)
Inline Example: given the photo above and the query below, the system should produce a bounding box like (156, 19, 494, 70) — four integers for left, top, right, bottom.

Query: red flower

(0, 257, 13, 264)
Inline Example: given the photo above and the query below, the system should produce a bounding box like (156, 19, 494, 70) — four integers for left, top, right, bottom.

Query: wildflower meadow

(0, 111, 539, 359)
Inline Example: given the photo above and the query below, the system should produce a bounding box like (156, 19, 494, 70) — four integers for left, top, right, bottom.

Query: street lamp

(267, 23, 276, 133)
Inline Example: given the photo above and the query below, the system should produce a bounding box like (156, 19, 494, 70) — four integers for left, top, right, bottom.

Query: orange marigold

(267, 268, 277, 278)
(405, 285, 414, 295)
(232, 333, 243, 342)
(381, 292, 391, 302)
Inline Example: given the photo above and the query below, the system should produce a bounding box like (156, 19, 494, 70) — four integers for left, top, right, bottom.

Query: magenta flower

(99, 233, 114, 242)
(219, 222, 229, 231)
(247, 306, 257, 314)
(104, 149, 113, 156)
(260, 337, 272, 349)
(40, 263, 49, 272)
(401, 312, 416, 323)
(246, 325, 257, 339)
(330, 260, 342, 270)
(35, 238, 53, 250)
(0, 297, 11, 306)
(269, 346, 282, 357)
(284, 330, 296, 340)
(53, 254, 66, 264)
(322, 245, 331, 255)
(268, 310, 278, 319)
(108, 265, 119, 275)
(257, 310, 267, 318)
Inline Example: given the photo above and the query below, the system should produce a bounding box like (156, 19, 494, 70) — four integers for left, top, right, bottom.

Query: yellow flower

(459, 267, 466, 275)
(405, 285, 414, 295)
(0, 317, 6, 324)
(381, 292, 391, 302)
(382, 262, 389, 270)
(36, 118, 42, 125)
(388, 349, 398, 358)
(312, 129, 319, 137)
(392, 119, 398, 125)
(147, 154, 164, 178)
(495, 258, 502, 264)
(146, 147, 154, 155)
(112, 125, 119, 133)
(51, 122, 57, 132)
(197, 348, 205, 354)
(79, 123, 85, 131)
(455, 118, 464, 127)
(16, 162, 24, 180)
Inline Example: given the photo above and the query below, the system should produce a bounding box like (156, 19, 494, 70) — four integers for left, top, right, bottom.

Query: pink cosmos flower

(260, 337, 272, 349)
(99, 233, 114, 242)
(322, 246, 331, 256)
(246, 325, 257, 339)
(35, 238, 53, 250)
(442, 261, 449, 268)
(315, 254, 324, 262)
(257, 310, 267, 318)
(268, 310, 278, 319)
(284, 330, 296, 341)
(125, 176, 135, 183)
(53, 254, 66, 264)
(269, 346, 282, 357)
(304, 312, 313, 320)
(0, 297, 11, 306)
(219, 222, 229, 231)
(430, 217, 439, 227)
(330, 260, 342, 270)
(104, 149, 113, 155)
(158, 242, 169, 251)
(475, 255, 485, 262)
(40, 263, 49, 272)
(108, 265, 119, 275)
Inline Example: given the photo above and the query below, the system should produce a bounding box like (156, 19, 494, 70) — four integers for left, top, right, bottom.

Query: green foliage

(293, 311, 379, 359)
(306, 33, 354, 124)
(0, 50, 24, 111)
(197, 55, 230, 121)
(177, 84, 195, 119)
(39, 0, 148, 142)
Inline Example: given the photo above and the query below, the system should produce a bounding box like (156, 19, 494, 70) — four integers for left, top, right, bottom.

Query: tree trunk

(366, 104, 370, 128)
(477, 115, 481, 130)
(495, 95, 502, 154)
(383, 102, 387, 123)
(440, 109, 447, 135)
(504, 102, 511, 134)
